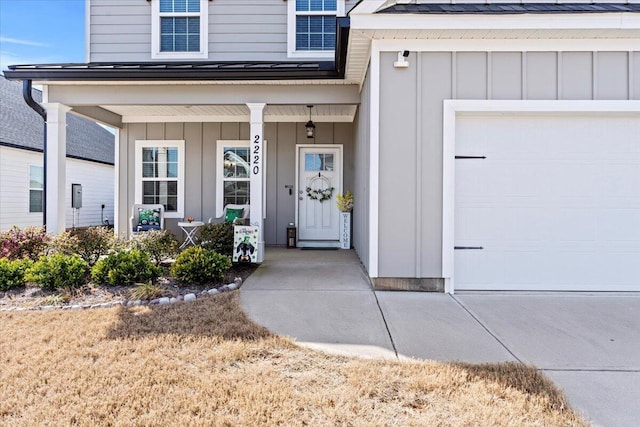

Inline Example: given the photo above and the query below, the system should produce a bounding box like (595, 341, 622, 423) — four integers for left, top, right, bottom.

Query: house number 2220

(252, 134, 261, 175)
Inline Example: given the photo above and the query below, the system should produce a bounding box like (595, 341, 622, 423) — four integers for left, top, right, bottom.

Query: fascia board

(350, 12, 640, 31)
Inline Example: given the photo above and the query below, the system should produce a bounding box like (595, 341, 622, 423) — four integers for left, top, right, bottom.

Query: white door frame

(442, 99, 640, 294)
(295, 144, 344, 247)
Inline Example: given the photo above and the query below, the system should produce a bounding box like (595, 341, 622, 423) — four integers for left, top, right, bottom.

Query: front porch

(33, 83, 362, 263)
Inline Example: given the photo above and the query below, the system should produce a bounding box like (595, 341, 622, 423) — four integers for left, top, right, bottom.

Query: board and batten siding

(378, 50, 640, 279)
(0, 146, 114, 231)
(89, 0, 358, 62)
(353, 69, 371, 270)
(118, 121, 353, 243)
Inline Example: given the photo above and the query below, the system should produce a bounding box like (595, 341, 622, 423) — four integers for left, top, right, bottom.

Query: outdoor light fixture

(394, 50, 410, 68)
(305, 105, 316, 139)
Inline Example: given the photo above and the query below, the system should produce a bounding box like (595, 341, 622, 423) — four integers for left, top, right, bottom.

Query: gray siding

(353, 69, 371, 270)
(378, 50, 638, 279)
(118, 121, 353, 244)
(89, 0, 357, 62)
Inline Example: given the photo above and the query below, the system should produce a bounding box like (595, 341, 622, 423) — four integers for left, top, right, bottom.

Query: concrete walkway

(240, 248, 640, 427)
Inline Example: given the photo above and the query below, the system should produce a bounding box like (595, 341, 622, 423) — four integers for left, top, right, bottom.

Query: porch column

(42, 103, 71, 235)
(247, 103, 266, 262)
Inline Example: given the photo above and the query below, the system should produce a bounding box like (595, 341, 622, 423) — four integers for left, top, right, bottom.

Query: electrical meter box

(71, 184, 82, 208)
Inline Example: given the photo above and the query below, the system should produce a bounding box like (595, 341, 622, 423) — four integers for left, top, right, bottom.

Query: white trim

(350, 12, 640, 31)
(366, 39, 640, 53)
(151, 0, 208, 60)
(134, 140, 185, 219)
(85, 0, 91, 62)
(120, 114, 356, 124)
(368, 41, 381, 277)
(215, 140, 250, 218)
(113, 128, 120, 236)
(287, 0, 345, 59)
(442, 99, 640, 294)
(295, 144, 344, 246)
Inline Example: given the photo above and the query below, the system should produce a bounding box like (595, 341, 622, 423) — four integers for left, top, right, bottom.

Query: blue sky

(0, 0, 85, 72)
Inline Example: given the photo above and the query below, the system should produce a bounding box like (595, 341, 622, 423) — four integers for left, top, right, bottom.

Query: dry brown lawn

(1, 293, 586, 426)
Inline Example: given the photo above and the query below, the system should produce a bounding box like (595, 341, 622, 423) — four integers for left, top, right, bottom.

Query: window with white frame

(287, 0, 345, 58)
(29, 165, 43, 213)
(151, 0, 208, 59)
(135, 140, 185, 218)
(216, 141, 250, 217)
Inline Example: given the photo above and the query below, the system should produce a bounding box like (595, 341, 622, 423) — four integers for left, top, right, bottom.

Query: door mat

(300, 247, 339, 251)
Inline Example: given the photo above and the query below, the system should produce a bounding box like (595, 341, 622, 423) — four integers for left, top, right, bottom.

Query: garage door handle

(454, 246, 484, 250)
(455, 156, 486, 159)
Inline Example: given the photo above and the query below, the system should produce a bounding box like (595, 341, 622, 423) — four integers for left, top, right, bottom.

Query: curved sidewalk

(240, 247, 640, 426)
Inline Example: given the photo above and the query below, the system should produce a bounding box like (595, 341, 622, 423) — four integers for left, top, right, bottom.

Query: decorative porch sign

(340, 212, 351, 249)
(233, 226, 259, 263)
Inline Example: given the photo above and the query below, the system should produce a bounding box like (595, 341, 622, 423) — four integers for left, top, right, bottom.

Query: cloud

(0, 36, 48, 47)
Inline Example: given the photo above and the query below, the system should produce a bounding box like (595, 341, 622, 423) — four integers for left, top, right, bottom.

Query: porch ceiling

(100, 104, 358, 123)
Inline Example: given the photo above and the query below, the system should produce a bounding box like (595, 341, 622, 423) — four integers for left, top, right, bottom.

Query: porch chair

(208, 203, 250, 225)
(130, 204, 165, 237)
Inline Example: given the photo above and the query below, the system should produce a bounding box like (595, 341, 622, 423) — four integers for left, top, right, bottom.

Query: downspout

(22, 80, 48, 229)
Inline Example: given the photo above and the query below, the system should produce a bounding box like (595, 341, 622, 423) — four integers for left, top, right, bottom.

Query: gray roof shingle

(0, 77, 114, 164)
(378, 2, 640, 14)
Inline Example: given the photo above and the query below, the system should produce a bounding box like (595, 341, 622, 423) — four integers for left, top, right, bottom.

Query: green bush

(0, 258, 33, 291)
(25, 254, 88, 291)
(0, 226, 49, 261)
(50, 226, 117, 266)
(197, 222, 234, 256)
(91, 250, 161, 286)
(170, 247, 231, 286)
(130, 229, 179, 265)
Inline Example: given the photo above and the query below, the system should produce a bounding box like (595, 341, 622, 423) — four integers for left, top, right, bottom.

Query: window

(288, 0, 345, 58)
(135, 140, 185, 218)
(151, 0, 208, 59)
(29, 165, 43, 213)
(216, 141, 250, 217)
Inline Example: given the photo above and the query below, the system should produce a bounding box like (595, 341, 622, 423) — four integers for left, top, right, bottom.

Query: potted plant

(336, 191, 353, 249)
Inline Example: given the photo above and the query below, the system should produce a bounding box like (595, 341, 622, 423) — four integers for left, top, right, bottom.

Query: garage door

(455, 114, 640, 291)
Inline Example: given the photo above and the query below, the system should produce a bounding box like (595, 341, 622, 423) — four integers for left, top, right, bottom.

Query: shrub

(0, 226, 49, 261)
(50, 226, 117, 266)
(197, 222, 234, 257)
(0, 258, 33, 291)
(130, 229, 179, 265)
(170, 247, 231, 286)
(92, 250, 161, 286)
(25, 254, 88, 291)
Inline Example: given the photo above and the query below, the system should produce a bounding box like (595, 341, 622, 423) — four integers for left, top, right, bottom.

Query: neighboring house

(4, 0, 639, 293)
(0, 77, 115, 231)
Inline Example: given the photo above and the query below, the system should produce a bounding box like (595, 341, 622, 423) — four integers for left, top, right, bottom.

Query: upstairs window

(152, 0, 208, 59)
(288, 0, 345, 58)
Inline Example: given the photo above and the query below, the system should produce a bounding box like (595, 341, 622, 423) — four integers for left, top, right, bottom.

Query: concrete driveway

(240, 248, 640, 427)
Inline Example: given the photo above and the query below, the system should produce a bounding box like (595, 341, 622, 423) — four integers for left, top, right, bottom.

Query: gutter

(22, 80, 47, 230)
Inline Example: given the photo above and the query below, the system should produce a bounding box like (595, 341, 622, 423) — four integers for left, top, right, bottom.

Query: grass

(0, 293, 586, 426)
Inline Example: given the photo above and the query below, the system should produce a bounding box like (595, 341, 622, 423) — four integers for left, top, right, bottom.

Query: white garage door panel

(455, 115, 640, 291)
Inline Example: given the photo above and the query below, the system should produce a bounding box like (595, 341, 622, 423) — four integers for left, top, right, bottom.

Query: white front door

(297, 145, 342, 244)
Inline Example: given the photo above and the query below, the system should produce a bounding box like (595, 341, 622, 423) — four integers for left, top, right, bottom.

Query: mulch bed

(0, 263, 258, 309)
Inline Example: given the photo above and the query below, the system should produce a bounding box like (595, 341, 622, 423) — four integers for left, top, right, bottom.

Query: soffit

(100, 104, 358, 123)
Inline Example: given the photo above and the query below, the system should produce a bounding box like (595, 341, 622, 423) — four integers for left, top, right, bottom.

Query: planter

(340, 212, 351, 249)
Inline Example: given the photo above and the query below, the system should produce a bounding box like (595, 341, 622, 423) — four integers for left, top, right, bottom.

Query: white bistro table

(178, 221, 205, 249)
